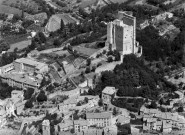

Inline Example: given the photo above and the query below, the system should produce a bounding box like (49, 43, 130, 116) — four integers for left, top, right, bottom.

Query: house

(143, 117, 157, 131)
(15, 100, 26, 115)
(86, 112, 112, 127)
(74, 119, 89, 133)
(117, 114, 130, 125)
(162, 120, 172, 133)
(55, 120, 73, 132)
(0, 73, 42, 89)
(102, 87, 117, 105)
(0, 63, 14, 74)
(13, 58, 48, 73)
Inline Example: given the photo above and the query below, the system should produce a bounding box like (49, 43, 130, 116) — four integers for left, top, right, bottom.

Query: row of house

(55, 112, 112, 134)
(140, 106, 185, 133)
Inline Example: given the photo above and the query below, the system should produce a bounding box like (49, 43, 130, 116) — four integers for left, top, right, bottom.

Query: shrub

(85, 67, 91, 74)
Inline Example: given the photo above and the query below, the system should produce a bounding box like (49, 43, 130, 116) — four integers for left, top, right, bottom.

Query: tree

(58, 67, 61, 72)
(38, 32, 46, 43)
(53, 39, 60, 47)
(91, 66, 96, 72)
(113, 107, 117, 115)
(107, 56, 113, 62)
(178, 106, 184, 112)
(98, 99, 103, 106)
(60, 19, 65, 30)
(24, 88, 34, 100)
(25, 99, 33, 108)
(85, 67, 91, 74)
(150, 101, 157, 109)
(37, 91, 47, 102)
(86, 58, 91, 66)
(84, 97, 88, 103)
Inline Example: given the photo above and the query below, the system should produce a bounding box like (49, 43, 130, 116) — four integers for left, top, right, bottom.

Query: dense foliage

(89, 54, 177, 99)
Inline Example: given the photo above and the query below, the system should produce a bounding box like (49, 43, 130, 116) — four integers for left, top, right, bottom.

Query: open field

(0, 5, 22, 15)
(8, 40, 31, 52)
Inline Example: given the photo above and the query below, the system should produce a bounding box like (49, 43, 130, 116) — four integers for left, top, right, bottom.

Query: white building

(86, 112, 112, 127)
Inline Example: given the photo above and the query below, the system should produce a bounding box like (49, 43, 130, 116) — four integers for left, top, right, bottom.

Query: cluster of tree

(146, 0, 166, 6)
(22, 20, 34, 28)
(32, 0, 56, 17)
(76, 97, 88, 106)
(0, 13, 7, 21)
(56, 1, 67, 7)
(112, 97, 144, 112)
(0, 52, 18, 67)
(51, 95, 69, 103)
(0, 40, 10, 53)
(45, 112, 62, 134)
(37, 90, 47, 102)
(137, 24, 185, 67)
(88, 54, 177, 99)
(39, 77, 51, 88)
(0, 80, 21, 99)
(24, 97, 35, 108)
(117, 123, 131, 135)
(24, 88, 35, 100)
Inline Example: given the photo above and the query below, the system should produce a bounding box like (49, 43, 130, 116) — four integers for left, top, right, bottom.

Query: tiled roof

(86, 112, 112, 119)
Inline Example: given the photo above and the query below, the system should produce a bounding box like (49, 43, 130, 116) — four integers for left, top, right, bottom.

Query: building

(0, 63, 14, 74)
(42, 120, 50, 135)
(13, 58, 48, 73)
(86, 112, 112, 127)
(106, 11, 142, 60)
(74, 119, 89, 133)
(55, 120, 73, 132)
(102, 87, 117, 106)
(0, 73, 42, 89)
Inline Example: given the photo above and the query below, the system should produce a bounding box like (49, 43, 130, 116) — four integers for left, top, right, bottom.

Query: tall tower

(42, 119, 50, 135)
(106, 11, 142, 60)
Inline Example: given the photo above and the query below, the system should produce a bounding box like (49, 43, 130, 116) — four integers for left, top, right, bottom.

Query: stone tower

(106, 11, 142, 61)
(42, 119, 50, 135)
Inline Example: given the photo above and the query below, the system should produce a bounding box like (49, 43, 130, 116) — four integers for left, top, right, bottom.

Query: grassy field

(0, 5, 22, 15)
(8, 40, 31, 52)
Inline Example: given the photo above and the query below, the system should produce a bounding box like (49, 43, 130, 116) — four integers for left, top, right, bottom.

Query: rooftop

(15, 58, 47, 70)
(86, 112, 112, 119)
(58, 120, 73, 129)
(1, 73, 42, 87)
(102, 86, 116, 95)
